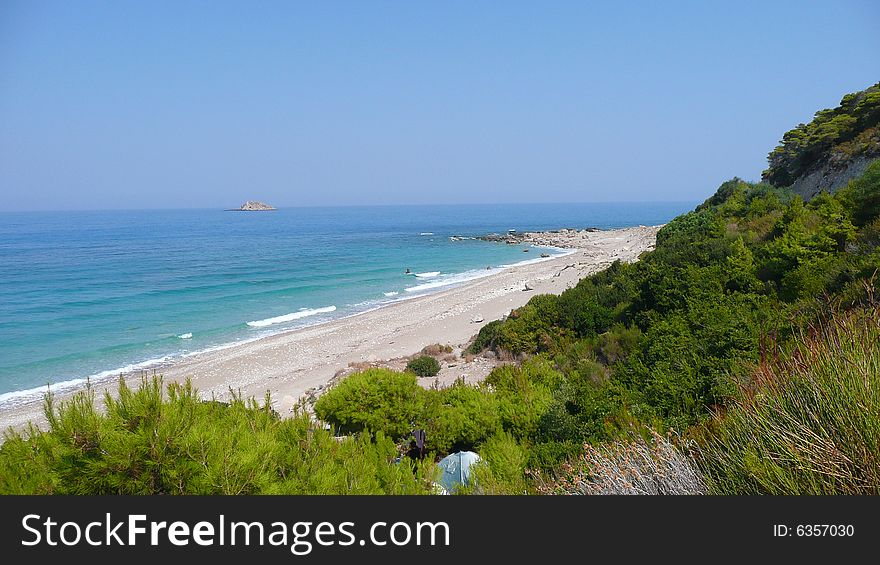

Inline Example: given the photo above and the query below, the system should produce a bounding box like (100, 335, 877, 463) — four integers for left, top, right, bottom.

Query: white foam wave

(177, 332, 193, 339)
(405, 268, 501, 293)
(414, 271, 440, 278)
(0, 355, 172, 409)
(419, 232, 434, 236)
(246, 305, 337, 328)
(383, 291, 399, 297)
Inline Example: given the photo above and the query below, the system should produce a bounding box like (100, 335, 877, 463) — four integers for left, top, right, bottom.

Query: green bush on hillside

(839, 158, 880, 226)
(471, 432, 530, 495)
(486, 359, 559, 441)
(315, 360, 563, 457)
(421, 381, 500, 453)
(468, 319, 503, 354)
(313, 368, 423, 439)
(406, 355, 441, 377)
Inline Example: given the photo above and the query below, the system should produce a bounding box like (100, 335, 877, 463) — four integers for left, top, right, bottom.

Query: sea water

(0, 202, 693, 405)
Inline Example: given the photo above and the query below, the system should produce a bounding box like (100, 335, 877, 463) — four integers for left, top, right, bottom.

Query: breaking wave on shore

(246, 306, 338, 328)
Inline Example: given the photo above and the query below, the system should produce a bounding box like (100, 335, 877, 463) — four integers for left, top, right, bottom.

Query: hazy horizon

(1, 1, 878, 212)
(0, 199, 700, 214)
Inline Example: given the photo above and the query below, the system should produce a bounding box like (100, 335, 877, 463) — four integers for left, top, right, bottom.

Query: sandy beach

(0, 225, 660, 432)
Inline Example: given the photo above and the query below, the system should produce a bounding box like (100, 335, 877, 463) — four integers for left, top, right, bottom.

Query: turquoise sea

(0, 202, 693, 406)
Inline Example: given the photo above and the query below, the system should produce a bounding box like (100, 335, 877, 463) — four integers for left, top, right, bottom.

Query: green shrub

(314, 368, 424, 439)
(469, 319, 503, 353)
(537, 374, 632, 450)
(555, 281, 614, 338)
(471, 432, 530, 494)
(840, 158, 880, 226)
(421, 343, 453, 355)
(406, 355, 441, 377)
(493, 304, 553, 354)
(422, 381, 500, 453)
(527, 441, 583, 471)
(595, 324, 643, 364)
(315, 368, 505, 456)
(486, 360, 558, 440)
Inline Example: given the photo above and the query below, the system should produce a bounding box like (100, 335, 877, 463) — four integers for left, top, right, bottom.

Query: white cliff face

(237, 201, 276, 211)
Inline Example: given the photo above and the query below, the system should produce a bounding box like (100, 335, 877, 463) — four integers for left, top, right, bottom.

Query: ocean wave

(419, 232, 434, 236)
(413, 271, 441, 278)
(404, 268, 501, 293)
(177, 332, 193, 339)
(246, 305, 337, 328)
(0, 355, 172, 409)
(383, 291, 399, 297)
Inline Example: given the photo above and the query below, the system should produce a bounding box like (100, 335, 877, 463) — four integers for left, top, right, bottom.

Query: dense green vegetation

(470, 163, 878, 448)
(314, 360, 556, 458)
(0, 378, 433, 494)
(2, 84, 879, 495)
(764, 82, 879, 187)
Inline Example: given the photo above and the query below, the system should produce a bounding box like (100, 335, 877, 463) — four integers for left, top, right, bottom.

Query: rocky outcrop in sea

(228, 200, 276, 211)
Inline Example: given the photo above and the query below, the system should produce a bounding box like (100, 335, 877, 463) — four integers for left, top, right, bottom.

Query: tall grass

(538, 431, 707, 495)
(695, 306, 880, 494)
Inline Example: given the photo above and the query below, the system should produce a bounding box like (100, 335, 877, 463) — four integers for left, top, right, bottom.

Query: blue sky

(1, 1, 878, 211)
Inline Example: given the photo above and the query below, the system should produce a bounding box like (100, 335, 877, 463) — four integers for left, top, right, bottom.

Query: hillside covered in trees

(2, 83, 879, 495)
(763, 82, 880, 197)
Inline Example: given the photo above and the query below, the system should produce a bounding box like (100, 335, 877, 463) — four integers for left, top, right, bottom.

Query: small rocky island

(226, 200, 277, 211)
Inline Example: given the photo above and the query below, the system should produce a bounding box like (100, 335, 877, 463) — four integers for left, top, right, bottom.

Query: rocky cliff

(788, 153, 878, 200)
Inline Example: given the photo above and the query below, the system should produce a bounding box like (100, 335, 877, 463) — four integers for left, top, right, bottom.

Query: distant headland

(226, 200, 276, 211)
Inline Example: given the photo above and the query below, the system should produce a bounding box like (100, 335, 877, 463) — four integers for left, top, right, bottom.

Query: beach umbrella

(436, 451, 482, 493)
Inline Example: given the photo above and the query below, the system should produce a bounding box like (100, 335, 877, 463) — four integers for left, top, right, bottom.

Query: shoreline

(0, 225, 660, 432)
(0, 244, 577, 411)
